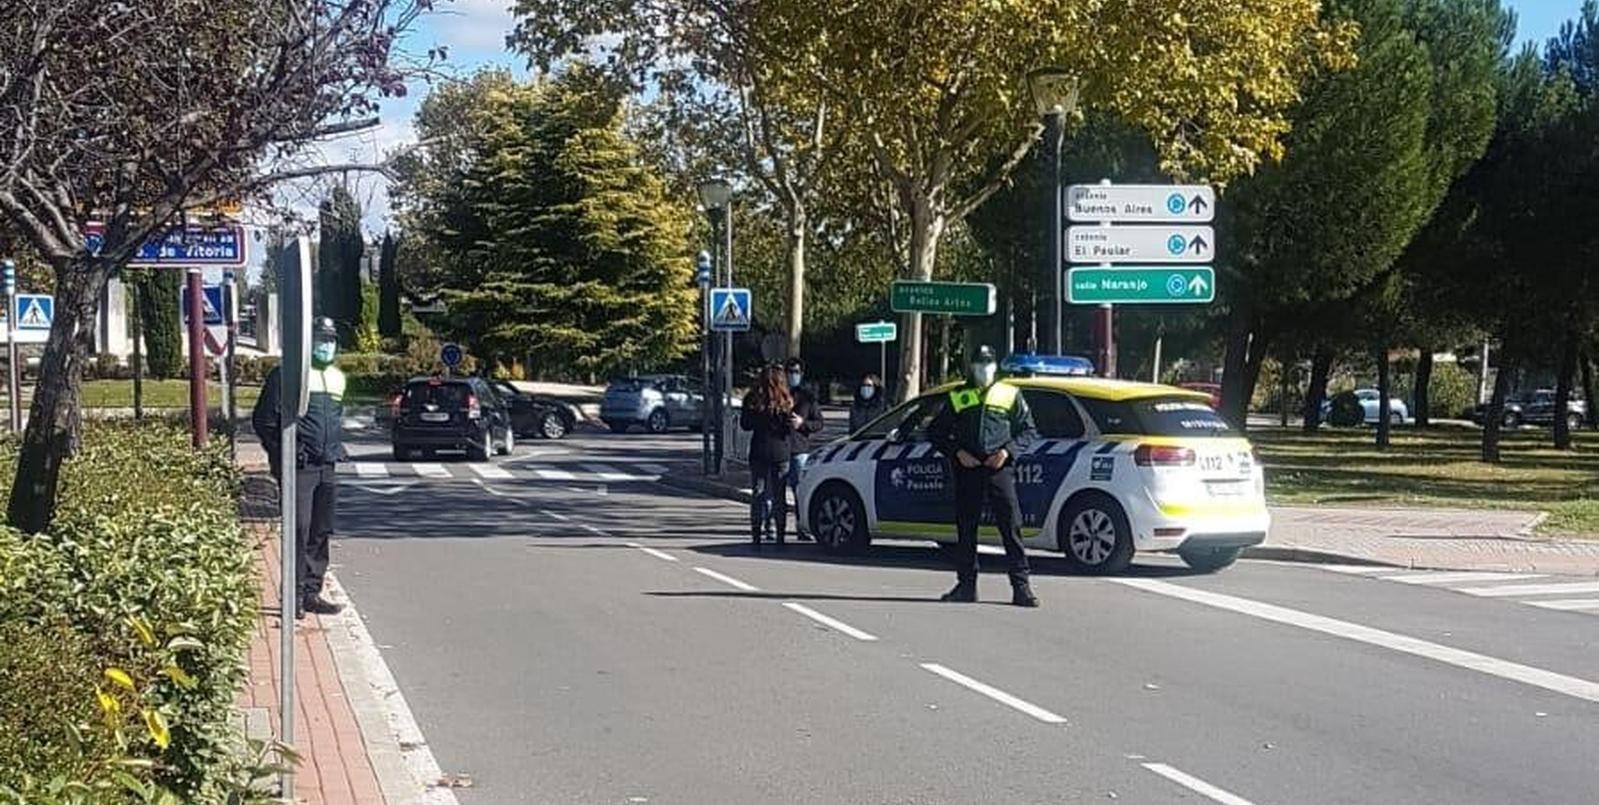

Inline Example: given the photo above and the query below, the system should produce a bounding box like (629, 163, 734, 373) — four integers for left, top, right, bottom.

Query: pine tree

(378, 231, 402, 338)
(139, 269, 183, 378)
(316, 186, 365, 346)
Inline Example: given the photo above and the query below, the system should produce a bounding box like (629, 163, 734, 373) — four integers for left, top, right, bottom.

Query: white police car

(796, 376, 1268, 574)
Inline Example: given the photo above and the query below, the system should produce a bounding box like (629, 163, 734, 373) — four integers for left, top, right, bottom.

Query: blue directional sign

(86, 222, 248, 267)
(180, 285, 226, 325)
(440, 342, 465, 368)
(14, 294, 53, 330)
(709, 288, 752, 332)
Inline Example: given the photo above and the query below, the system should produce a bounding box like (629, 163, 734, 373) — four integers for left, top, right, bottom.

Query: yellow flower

(162, 665, 198, 690)
(127, 616, 156, 647)
(95, 688, 121, 716)
(143, 708, 171, 750)
(104, 668, 136, 691)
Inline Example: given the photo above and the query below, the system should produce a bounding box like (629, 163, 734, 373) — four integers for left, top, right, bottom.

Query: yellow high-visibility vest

(948, 381, 1018, 415)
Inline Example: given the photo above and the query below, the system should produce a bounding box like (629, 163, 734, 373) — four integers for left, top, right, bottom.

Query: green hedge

(0, 422, 258, 803)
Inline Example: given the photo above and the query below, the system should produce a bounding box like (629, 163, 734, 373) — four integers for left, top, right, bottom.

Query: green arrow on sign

(1067, 267, 1216, 304)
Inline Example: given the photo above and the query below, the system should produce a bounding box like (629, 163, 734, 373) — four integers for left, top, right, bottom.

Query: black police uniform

(252, 362, 347, 610)
(928, 379, 1039, 600)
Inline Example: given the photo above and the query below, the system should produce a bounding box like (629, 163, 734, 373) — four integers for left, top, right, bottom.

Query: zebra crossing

(338, 459, 675, 484)
(1318, 564, 1599, 615)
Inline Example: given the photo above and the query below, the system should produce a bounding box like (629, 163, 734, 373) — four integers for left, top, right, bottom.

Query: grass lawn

(79, 379, 262, 410)
(1253, 424, 1599, 537)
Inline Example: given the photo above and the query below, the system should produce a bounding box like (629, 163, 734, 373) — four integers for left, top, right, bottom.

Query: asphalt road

(332, 429, 1599, 805)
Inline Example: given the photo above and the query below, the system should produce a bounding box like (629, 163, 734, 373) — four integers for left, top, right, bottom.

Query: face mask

(860, 385, 877, 400)
(312, 341, 337, 366)
(970, 362, 997, 388)
(788, 372, 803, 388)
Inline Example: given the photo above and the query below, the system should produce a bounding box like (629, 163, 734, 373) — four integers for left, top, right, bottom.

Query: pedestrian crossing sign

(180, 285, 226, 326)
(709, 287, 752, 332)
(14, 294, 52, 330)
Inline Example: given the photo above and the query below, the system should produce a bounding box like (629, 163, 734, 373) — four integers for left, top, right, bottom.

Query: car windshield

(1079, 395, 1233, 437)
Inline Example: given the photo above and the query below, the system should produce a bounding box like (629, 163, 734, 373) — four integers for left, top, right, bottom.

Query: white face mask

(788, 372, 803, 388)
(970, 362, 997, 388)
(859, 385, 877, 400)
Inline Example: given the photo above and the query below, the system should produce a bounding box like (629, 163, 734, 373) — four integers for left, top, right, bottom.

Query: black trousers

(952, 465, 1030, 586)
(294, 462, 338, 597)
(750, 459, 788, 543)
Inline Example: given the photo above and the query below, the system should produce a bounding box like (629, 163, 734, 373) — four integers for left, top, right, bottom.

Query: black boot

(940, 579, 977, 603)
(302, 594, 343, 616)
(1011, 582, 1039, 608)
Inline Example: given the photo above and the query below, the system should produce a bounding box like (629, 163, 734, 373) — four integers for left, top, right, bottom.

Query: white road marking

(1525, 599, 1599, 611)
(469, 463, 514, 480)
(1383, 571, 1548, 586)
(581, 524, 608, 536)
(413, 463, 451, 479)
(782, 603, 879, 641)
(627, 543, 679, 562)
(692, 567, 760, 592)
(1457, 581, 1599, 598)
(582, 463, 640, 481)
(639, 463, 670, 475)
(1141, 763, 1258, 805)
(536, 468, 577, 481)
(1316, 564, 1397, 575)
(345, 480, 418, 497)
(1114, 578, 1599, 704)
(354, 462, 390, 478)
(539, 509, 571, 522)
(503, 448, 570, 465)
(919, 663, 1068, 725)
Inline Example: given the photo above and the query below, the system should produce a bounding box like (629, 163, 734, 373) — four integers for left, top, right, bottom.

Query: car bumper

(600, 407, 648, 424)
(1123, 489, 1271, 552)
(393, 426, 488, 449)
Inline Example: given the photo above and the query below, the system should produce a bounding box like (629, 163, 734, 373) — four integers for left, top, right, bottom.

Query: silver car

(601, 375, 706, 434)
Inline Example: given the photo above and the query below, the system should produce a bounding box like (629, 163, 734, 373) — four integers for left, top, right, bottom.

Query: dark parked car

(600, 375, 706, 434)
(1470, 389, 1588, 430)
(391, 376, 515, 461)
(488, 380, 578, 440)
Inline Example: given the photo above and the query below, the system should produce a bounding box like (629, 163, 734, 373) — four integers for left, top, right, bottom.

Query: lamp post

(697, 179, 733, 474)
(2, 259, 16, 432)
(695, 250, 713, 476)
(1027, 67, 1080, 356)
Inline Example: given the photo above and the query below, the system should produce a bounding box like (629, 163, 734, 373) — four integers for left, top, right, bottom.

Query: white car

(1322, 389, 1410, 425)
(796, 377, 1269, 574)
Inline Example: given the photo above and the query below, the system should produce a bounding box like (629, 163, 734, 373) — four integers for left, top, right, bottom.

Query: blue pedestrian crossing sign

(180, 285, 226, 325)
(14, 294, 53, 331)
(709, 288, 752, 332)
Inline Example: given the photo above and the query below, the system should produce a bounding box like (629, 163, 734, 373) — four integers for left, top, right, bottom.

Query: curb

(1239, 546, 1404, 569)
(656, 473, 752, 504)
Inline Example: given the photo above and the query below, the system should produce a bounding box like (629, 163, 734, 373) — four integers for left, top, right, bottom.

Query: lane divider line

(919, 663, 1068, 725)
(539, 509, 571, 522)
(627, 543, 679, 563)
(1456, 581, 1599, 598)
(1141, 762, 1258, 805)
(581, 524, 607, 536)
(782, 602, 879, 641)
(1113, 578, 1599, 704)
(692, 567, 760, 592)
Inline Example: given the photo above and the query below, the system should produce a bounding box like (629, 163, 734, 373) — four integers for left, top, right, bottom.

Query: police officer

(252, 317, 347, 620)
(928, 346, 1040, 607)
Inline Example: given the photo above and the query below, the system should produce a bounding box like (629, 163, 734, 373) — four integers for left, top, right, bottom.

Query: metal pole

(701, 285, 712, 476)
(224, 270, 239, 458)
(1095, 179, 1115, 377)
(277, 234, 311, 801)
(1044, 111, 1065, 355)
(880, 341, 887, 390)
(722, 204, 734, 470)
(186, 269, 208, 448)
(1152, 334, 1163, 384)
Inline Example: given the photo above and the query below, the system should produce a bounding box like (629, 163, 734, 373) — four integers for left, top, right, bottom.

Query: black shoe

(301, 595, 343, 616)
(796, 533, 814, 543)
(294, 601, 305, 621)
(940, 581, 977, 603)
(1011, 585, 1039, 608)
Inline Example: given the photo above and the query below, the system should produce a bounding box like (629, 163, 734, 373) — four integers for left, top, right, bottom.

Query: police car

(796, 377, 1267, 574)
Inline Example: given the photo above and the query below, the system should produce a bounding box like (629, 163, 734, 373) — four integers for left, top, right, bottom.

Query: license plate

(1206, 480, 1249, 497)
(420, 412, 450, 423)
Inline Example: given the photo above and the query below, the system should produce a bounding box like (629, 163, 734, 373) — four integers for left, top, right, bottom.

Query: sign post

(186, 269, 208, 448)
(696, 252, 713, 477)
(278, 236, 313, 802)
(2, 260, 15, 432)
(856, 321, 898, 385)
(223, 270, 239, 458)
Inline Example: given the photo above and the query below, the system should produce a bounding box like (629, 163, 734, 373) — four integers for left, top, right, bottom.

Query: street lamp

(696, 250, 713, 476)
(1027, 67, 1080, 356)
(696, 178, 734, 474)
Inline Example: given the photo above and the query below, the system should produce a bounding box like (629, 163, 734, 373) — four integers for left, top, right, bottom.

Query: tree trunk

(936, 316, 951, 384)
(131, 278, 144, 420)
(895, 197, 945, 402)
(1375, 343, 1392, 450)
(1242, 332, 1270, 427)
(1553, 329, 1578, 450)
(785, 207, 807, 361)
(1302, 345, 1334, 434)
(1482, 353, 1515, 463)
(1413, 348, 1434, 429)
(8, 257, 111, 533)
(1581, 351, 1597, 430)
(1279, 347, 1292, 428)
(1219, 299, 1254, 427)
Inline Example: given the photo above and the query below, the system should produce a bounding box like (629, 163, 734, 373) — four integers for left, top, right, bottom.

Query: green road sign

(856, 321, 898, 343)
(1068, 267, 1215, 304)
(890, 281, 997, 316)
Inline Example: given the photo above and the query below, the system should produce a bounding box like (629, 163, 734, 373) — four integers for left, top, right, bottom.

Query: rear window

(609, 377, 662, 391)
(1079, 395, 1233, 437)
(405, 381, 471, 407)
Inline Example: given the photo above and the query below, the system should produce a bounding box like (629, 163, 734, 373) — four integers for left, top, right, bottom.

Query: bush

(1427, 361, 1478, 420)
(231, 355, 280, 385)
(1327, 391, 1365, 427)
(0, 422, 256, 802)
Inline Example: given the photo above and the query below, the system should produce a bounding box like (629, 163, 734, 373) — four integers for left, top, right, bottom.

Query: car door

(678, 377, 706, 423)
(870, 394, 956, 538)
(1014, 389, 1091, 536)
(658, 377, 691, 425)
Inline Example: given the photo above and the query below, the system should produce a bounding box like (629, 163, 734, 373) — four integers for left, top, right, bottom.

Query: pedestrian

(784, 357, 826, 541)
(741, 364, 796, 548)
(849, 373, 888, 433)
(251, 317, 348, 620)
(927, 345, 1040, 607)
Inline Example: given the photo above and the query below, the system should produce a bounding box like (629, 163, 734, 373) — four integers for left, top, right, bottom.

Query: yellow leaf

(143, 708, 171, 750)
(162, 665, 198, 690)
(127, 616, 156, 647)
(104, 668, 136, 690)
(96, 688, 121, 716)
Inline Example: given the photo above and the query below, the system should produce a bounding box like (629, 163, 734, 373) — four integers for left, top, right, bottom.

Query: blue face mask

(312, 341, 337, 366)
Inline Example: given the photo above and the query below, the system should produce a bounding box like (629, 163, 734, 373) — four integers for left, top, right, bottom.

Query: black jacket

(849, 393, 888, 433)
(786, 386, 826, 454)
(252, 365, 347, 475)
(741, 396, 795, 465)
(928, 382, 1038, 463)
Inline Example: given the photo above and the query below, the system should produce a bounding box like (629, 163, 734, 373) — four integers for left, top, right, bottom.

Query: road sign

(695, 252, 713, 288)
(440, 342, 465, 368)
(709, 288, 752, 332)
(15, 294, 53, 330)
(1067, 184, 1215, 223)
(86, 222, 249, 267)
(180, 285, 225, 325)
(856, 321, 898, 343)
(889, 281, 997, 316)
(1067, 268, 1216, 304)
(1067, 225, 1214, 264)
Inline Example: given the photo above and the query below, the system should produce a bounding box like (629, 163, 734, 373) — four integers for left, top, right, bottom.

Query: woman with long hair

(740, 364, 797, 548)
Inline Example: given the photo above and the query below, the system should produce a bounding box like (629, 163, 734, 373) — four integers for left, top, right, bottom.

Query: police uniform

(252, 334, 347, 618)
(928, 355, 1040, 606)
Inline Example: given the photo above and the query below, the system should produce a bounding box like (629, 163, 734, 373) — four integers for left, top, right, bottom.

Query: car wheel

(607, 421, 630, 434)
(646, 408, 670, 434)
(1059, 493, 1134, 575)
(1503, 411, 1522, 429)
(1178, 545, 1243, 573)
(809, 483, 869, 555)
(468, 430, 493, 462)
(540, 412, 569, 440)
(498, 427, 514, 456)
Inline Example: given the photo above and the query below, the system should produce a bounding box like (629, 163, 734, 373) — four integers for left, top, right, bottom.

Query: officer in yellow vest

(928, 346, 1040, 607)
(252, 317, 348, 619)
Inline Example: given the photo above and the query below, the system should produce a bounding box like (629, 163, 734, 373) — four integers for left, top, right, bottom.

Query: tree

(760, 0, 1353, 400)
(378, 231, 403, 338)
(138, 269, 184, 379)
(318, 186, 366, 346)
(0, 0, 432, 533)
